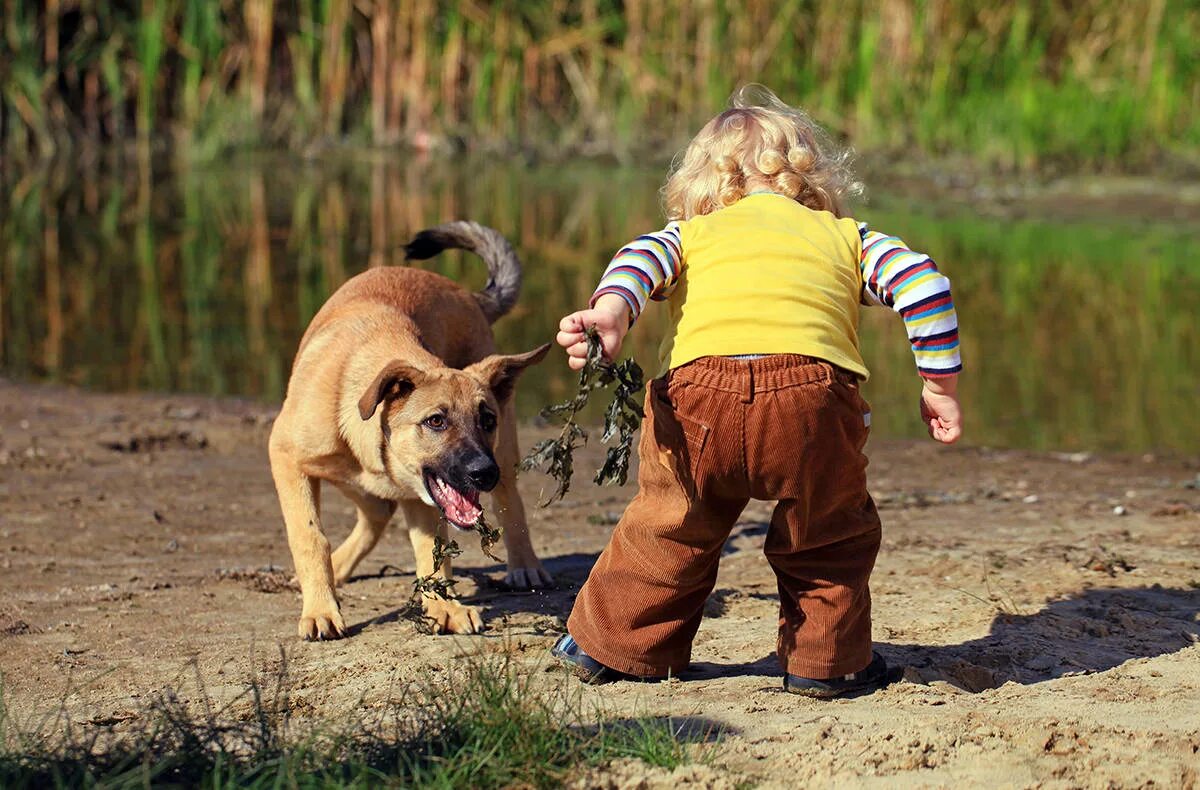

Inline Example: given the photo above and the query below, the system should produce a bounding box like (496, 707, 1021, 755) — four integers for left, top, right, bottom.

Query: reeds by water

(1, 155, 1197, 452)
(2, 1, 1196, 169)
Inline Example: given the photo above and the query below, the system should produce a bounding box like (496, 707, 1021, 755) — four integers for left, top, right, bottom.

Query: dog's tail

(403, 221, 522, 323)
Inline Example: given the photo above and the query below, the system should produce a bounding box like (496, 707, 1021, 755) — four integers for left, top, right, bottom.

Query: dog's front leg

(331, 487, 397, 585)
(494, 401, 554, 589)
(401, 502, 484, 634)
(269, 449, 345, 640)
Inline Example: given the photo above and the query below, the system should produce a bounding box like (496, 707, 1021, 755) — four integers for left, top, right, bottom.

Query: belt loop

(742, 362, 755, 403)
(819, 362, 834, 385)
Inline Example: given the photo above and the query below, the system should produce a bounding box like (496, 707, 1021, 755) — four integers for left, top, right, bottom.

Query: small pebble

(1022, 494, 1039, 504)
(1112, 505, 1128, 516)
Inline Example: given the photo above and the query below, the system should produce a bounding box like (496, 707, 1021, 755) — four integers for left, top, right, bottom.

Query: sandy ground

(1, 378, 1198, 788)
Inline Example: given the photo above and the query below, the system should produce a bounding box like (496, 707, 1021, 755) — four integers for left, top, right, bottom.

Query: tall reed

(0, 1, 1196, 169)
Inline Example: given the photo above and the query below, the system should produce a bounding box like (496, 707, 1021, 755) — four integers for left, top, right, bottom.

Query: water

(2, 155, 1197, 453)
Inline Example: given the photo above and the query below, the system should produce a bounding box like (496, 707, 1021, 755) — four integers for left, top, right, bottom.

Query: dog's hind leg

(331, 488, 397, 585)
(269, 447, 345, 640)
(400, 501, 484, 635)
(492, 400, 554, 590)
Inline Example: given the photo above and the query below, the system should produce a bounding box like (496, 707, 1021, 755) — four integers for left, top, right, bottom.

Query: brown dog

(268, 222, 551, 640)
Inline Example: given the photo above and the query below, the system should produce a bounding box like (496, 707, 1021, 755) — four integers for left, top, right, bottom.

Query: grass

(1, 1, 1197, 169)
(0, 651, 721, 789)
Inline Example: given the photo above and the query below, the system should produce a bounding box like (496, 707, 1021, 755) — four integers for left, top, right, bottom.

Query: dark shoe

(550, 634, 651, 685)
(784, 652, 889, 698)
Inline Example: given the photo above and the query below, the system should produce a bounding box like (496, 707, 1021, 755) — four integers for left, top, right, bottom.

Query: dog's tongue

(431, 476, 483, 528)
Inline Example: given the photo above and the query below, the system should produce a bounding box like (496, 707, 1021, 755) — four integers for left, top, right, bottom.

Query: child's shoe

(784, 652, 889, 698)
(550, 634, 656, 685)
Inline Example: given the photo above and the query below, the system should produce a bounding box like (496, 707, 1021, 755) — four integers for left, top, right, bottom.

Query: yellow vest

(658, 193, 869, 378)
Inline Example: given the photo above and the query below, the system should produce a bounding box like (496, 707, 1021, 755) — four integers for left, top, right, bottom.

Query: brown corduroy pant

(567, 354, 882, 679)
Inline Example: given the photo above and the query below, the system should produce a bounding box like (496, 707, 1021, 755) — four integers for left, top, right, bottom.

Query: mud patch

(214, 566, 298, 593)
(0, 609, 38, 636)
(100, 430, 208, 453)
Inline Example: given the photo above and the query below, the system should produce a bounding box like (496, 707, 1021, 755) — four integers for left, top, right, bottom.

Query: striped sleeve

(589, 222, 683, 322)
(858, 223, 962, 378)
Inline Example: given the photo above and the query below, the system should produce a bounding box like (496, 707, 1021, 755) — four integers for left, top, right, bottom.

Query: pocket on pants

(832, 380, 872, 427)
(649, 378, 711, 495)
(831, 378, 869, 413)
(819, 381, 869, 465)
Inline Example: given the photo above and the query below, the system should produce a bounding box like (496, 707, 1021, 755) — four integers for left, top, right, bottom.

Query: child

(550, 85, 962, 698)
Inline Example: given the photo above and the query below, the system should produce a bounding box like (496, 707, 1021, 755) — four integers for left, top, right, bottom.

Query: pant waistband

(667, 354, 859, 400)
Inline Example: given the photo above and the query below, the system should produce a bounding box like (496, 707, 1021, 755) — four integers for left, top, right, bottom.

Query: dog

(268, 221, 552, 640)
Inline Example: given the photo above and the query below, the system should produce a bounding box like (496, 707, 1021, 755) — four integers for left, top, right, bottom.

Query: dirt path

(2, 379, 1198, 787)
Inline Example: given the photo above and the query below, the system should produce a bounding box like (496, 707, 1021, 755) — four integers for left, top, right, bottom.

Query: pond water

(2, 155, 1197, 453)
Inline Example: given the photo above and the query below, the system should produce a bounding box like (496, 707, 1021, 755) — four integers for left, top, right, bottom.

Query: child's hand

(919, 376, 962, 444)
(556, 294, 631, 371)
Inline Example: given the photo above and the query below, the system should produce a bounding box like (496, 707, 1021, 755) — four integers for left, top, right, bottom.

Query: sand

(1, 378, 1198, 788)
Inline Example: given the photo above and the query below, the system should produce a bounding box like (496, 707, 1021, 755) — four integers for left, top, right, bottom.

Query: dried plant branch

(472, 513, 503, 563)
(399, 515, 502, 632)
(520, 327, 645, 505)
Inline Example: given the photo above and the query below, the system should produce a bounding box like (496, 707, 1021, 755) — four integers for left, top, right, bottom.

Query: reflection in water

(2, 157, 1197, 452)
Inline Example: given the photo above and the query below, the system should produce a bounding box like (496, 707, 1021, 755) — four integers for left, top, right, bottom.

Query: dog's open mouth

(424, 471, 483, 529)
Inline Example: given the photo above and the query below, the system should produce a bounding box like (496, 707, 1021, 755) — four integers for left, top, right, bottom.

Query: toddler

(551, 86, 962, 697)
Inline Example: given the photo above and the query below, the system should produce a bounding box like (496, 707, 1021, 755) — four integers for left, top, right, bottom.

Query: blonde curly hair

(661, 85, 862, 221)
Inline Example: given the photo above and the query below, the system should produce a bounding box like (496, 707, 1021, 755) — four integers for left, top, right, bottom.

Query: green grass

(1, 1, 1197, 169)
(0, 654, 720, 789)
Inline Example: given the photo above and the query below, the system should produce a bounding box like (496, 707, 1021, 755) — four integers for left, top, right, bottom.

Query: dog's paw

(298, 607, 347, 641)
(504, 564, 555, 590)
(423, 598, 485, 635)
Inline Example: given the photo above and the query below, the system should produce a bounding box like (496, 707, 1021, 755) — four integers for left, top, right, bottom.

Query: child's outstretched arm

(920, 374, 962, 444)
(558, 294, 631, 371)
(859, 225, 963, 444)
(557, 224, 683, 370)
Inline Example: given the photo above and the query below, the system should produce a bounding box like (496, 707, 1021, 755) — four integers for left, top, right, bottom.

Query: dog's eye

(480, 411, 497, 432)
(423, 414, 447, 431)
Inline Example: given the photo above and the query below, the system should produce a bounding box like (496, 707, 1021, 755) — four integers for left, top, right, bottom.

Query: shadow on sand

(346, 532, 1199, 696)
(883, 584, 1200, 691)
(576, 715, 735, 743)
(346, 551, 599, 636)
(690, 585, 1199, 692)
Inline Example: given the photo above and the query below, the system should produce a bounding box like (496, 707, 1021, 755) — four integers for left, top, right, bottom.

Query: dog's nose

(465, 456, 500, 491)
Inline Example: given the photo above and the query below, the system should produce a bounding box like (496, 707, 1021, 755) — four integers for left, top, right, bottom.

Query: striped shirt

(592, 221, 962, 377)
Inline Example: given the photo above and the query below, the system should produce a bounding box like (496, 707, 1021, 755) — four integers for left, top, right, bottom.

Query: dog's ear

(358, 362, 426, 421)
(466, 343, 551, 403)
